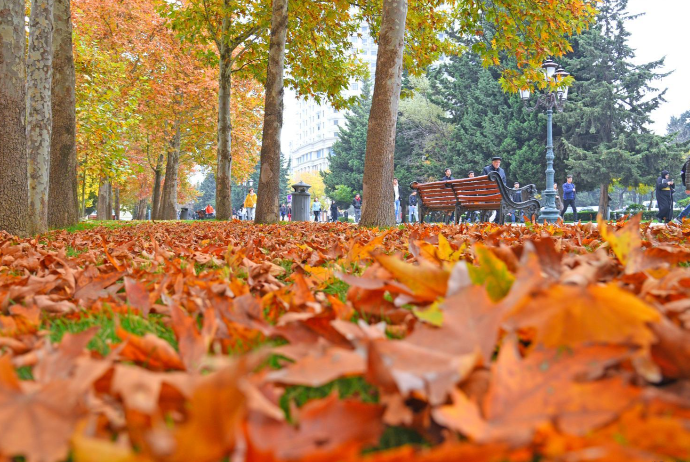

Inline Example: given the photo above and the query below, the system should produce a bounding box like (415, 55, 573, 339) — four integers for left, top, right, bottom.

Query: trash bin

(180, 207, 190, 220)
(291, 181, 312, 222)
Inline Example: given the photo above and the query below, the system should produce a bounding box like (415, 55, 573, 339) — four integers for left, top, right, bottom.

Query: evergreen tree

(194, 173, 216, 210)
(428, 53, 548, 187)
(323, 79, 372, 199)
(559, 0, 684, 216)
(668, 110, 690, 145)
(279, 152, 291, 205)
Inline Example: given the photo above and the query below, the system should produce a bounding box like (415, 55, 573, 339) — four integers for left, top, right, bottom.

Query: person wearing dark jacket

(441, 168, 454, 182)
(330, 201, 339, 222)
(408, 190, 419, 223)
(509, 182, 525, 223)
(280, 204, 287, 221)
(560, 175, 577, 221)
(352, 194, 362, 223)
(481, 156, 507, 184)
(675, 158, 690, 223)
(656, 170, 675, 223)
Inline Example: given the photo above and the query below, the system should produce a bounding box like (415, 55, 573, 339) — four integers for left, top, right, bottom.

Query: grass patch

(322, 279, 349, 302)
(47, 309, 176, 356)
(62, 220, 140, 233)
(364, 426, 431, 454)
(279, 376, 378, 423)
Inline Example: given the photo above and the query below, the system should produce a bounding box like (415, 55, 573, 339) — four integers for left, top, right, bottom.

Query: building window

(333, 120, 338, 126)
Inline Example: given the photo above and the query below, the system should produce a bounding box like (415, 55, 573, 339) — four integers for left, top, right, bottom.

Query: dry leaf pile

(1, 216, 690, 462)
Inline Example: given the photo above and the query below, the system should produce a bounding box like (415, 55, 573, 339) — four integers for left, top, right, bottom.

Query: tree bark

(26, 0, 54, 235)
(97, 180, 112, 220)
(160, 122, 182, 220)
(599, 182, 610, 219)
(0, 0, 29, 236)
(113, 188, 120, 220)
(48, 0, 78, 229)
(359, 0, 408, 227)
(151, 153, 164, 219)
(255, 0, 288, 224)
(215, 12, 233, 221)
(135, 198, 148, 220)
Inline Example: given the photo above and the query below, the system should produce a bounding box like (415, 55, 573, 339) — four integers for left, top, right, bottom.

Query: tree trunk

(359, 0, 408, 227)
(26, 0, 54, 235)
(215, 14, 233, 221)
(0, 0, 29, 236)
(255, 0, 288, 224)
(97, 180, 112, 220)
(48, 0, 78, 229)
(160, 124, 181, 220)
(136, 198, 148, 220)
(151, 153, 164, 219)
(113, 188, 120, 220)
(598, 182, 610, 220)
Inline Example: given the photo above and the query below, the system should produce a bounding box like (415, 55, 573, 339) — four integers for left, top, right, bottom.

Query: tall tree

(358, 0, 599, 226)
(668, 110, 690, 145)
(559, 0, 682, 217)
(48, 0, 79, 229)
(255, 0, 288, 224)
(165, 0, 368, 220)
(360, 0, 408, 227)
(0, 0, 29, 236)
(279, 153, 291, 205)
(26, 0, 55, 234)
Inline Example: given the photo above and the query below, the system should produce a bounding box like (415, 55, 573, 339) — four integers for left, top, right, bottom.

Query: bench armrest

(508, 184, 538, 202)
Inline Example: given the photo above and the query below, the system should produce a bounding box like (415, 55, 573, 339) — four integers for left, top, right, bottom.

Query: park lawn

(1, 218, 690, 462)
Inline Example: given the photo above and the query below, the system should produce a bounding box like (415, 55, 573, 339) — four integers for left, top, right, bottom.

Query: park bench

(410, 172, 541, 224)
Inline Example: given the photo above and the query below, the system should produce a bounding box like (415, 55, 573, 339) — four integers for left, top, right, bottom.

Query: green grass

(46, 309, 177, 356)
(322, 279, 349, 302)
(61, 220, 141, 233)
(279, 376, 379, 423)
(364, 426, 431, 454)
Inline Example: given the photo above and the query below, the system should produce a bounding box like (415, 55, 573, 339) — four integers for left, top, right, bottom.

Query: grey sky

(626, 0, 690, 134)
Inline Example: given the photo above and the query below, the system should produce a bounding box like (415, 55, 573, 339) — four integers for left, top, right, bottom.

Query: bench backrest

(411, 175, 502, 210)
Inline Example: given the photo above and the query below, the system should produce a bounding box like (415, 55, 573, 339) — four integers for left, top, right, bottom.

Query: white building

(287, 23, 379, 176)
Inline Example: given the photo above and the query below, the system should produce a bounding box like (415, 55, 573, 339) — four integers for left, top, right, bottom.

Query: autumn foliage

(1, 217, 690, 461)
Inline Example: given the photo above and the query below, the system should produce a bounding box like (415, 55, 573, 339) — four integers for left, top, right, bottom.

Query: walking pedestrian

(280, 203, 287, 221)
(393, 178, 401, 223)
(408, 190, 419, 223)
(656, 170, 675, 223)
(560, 175, 577, 221)
(554, 183, 564, 213)
(675, 157, 690, 223)
(352, 194, 362, 223)
(330, 200, 339, 222)
(244, 188, 257, 221)
(312, 198, 321, 222)
(287, 205, 292, 221)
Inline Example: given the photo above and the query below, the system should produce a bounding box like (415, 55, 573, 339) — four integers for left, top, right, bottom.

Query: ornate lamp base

(538, 206, 561, 223)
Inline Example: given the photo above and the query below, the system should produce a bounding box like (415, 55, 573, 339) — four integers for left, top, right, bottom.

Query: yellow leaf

(598, 213, 642, 270)
(374, 254, 449, 302)
(413, 301, 444, 327)
(467, 244, 515, 302)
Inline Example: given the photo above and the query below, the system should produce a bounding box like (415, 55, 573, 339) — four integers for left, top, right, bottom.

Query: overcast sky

(625, 0, 689, 134)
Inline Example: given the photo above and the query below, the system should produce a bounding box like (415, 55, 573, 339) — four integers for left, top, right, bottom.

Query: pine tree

(668, 110, 690, 145)
(194, 173, 216, 211)
(279, 153, 291, 205)
(559, 0, 684, 216)
(428, 53, 547, 187)
(322, 79, 372, 198)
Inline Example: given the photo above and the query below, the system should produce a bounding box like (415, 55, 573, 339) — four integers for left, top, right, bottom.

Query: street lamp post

(520, 59, 570, 223)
